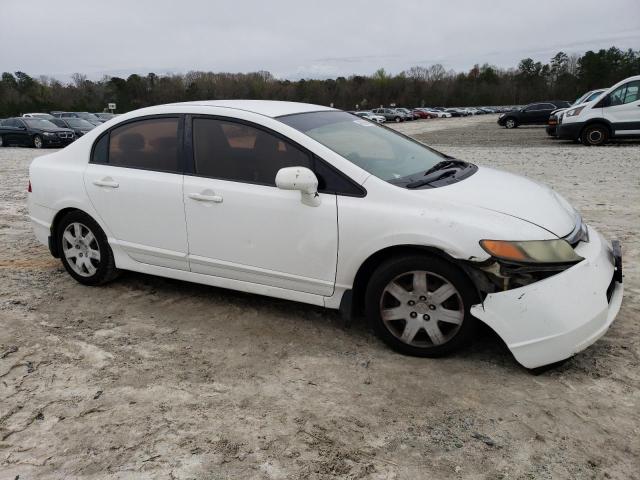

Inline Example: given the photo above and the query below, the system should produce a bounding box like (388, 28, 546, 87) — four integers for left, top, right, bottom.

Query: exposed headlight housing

(565, 106, 586, 118)
(479, 239, 583, 264)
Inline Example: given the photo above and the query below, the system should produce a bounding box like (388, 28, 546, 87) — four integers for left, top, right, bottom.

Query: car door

(13, 119, 32, 145)
(83, 115, 190, 270)
(536, 103, 556, 124)
(603, 80, 640, 135)
(1, 119, 19, 144)
(183, 116, 338, 296)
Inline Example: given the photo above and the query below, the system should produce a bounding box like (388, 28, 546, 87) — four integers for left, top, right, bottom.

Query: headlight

(479, 239, 583, 264)
(44, 132, 55, 136)
(565, 106, 586, 117)
(499, 114, 505, 118)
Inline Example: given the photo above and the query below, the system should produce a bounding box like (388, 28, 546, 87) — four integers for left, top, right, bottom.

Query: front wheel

(57, 210, 118, 286)
(0, 135, 4, 147)
(394, 116, 402, 123)
(33, 135, 43, 149)
(581, 124, 608, 146)
(365, 255, 478, 357)
(504, 118, 517, 129)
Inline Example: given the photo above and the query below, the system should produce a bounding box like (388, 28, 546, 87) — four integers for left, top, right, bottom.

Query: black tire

(581, 124, 608, 146)
(364, 254, 478, 358)
(504, 118, 518, 129)
(33, 134, 43, 149)
(394, 116, 402, 123)
(56, 210, 118, 286)
(0, 135, 5, 147)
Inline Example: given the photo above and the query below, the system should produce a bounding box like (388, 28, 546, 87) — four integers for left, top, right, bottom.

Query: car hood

(425, 166, 577, 237)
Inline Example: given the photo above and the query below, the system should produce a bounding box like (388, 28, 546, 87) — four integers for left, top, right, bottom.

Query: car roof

(166, 100, 336, 118)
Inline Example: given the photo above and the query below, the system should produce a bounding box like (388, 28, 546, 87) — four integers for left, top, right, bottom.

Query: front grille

(57, 132, 74, 139)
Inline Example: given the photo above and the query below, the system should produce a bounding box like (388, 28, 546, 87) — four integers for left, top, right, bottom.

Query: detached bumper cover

(471, 226, 623, 368)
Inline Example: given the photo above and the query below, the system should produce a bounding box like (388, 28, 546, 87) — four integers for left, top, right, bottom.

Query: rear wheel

(33, 135, 43, 149)
(504, 118, 517, 129)
(365, 255, 478, 357)
(56, 210, 118, 286)
(581, 124, 608, 146)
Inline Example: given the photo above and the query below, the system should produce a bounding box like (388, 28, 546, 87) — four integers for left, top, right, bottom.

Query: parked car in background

(0, 117, 74, 148)
(23, 113, 56, 120)
(557, 75, 640, 146)
(411, 109, 434, 119)
(547, 89, 607, 137)
(395, 108, 418, 120)
(93, 112, 117, 122)
(51, 111, 104, 126)
(444, 108, 468, 117)
(352, 111, 386, 123)
(420, 108, 452, 118)
(371, 108, 405, 122)
(27, 100, 623, 369)
(50, 117, 96, 138)
(498, 100, 571, 128)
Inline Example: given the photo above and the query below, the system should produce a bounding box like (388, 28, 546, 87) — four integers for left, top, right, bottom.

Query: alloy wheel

(379, 270, 464, 347)
(33, 135, 43, 149)
(61, 222, 101, 277)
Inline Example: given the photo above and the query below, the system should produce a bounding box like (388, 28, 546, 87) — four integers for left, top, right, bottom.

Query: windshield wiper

(422, 159, 468, 176)
(406, 170, 458, 188)
(405, 159, 469, 189)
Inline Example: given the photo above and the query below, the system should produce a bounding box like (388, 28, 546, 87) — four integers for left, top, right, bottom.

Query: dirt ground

(1, 115, 638, 479)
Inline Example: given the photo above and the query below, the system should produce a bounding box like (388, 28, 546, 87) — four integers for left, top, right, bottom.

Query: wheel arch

(341, 244, 489, 321)
(580, 118, 613, 136)
(49, 207, 97, 258)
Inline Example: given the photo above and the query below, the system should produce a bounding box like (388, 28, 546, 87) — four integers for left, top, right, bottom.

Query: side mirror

(275, 166, 321, 207)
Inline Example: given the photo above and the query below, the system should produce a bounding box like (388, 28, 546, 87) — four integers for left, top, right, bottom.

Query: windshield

(23, 118, 58, 129)
(76, 112, 99, 121)
(66, 118, 95, 129)
(278, 111, 446, 181)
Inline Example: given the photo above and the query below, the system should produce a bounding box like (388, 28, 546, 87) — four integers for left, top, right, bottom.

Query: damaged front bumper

(470, 226, 623, 369)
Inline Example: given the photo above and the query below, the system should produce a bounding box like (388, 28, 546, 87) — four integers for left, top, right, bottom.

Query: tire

(56, 210, 118, 286)
(0, 135, 4, 147)
(581, 124, 608, 146)
(504, 118, 517, 129)
(364, 254, 478, 358)
(394, 116, 402, 123)
(33, 135, 43, 149)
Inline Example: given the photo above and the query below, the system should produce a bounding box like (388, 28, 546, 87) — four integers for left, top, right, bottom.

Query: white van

(557, 75, 640, 146)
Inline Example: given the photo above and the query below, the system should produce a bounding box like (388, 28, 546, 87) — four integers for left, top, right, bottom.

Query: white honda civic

(27, 100, 623, 369)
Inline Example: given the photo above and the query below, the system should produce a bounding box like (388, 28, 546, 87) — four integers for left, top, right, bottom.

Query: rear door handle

(92, 178, 119, 188)
(188, 192, 223, 203)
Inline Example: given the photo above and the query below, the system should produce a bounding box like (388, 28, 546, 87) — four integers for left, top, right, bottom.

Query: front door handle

(188, 192, 223, 203)
(92, 178, 119, 188)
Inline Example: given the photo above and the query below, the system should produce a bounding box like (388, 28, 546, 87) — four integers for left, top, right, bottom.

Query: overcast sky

(1, 0, 639, 81)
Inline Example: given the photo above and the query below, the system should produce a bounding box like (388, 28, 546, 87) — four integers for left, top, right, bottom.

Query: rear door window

(107, 117, 181, 173)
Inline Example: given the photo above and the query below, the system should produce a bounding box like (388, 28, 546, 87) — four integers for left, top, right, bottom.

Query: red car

(412, 109, 435, 119)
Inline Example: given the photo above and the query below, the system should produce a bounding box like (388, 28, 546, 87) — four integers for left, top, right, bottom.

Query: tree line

(1, 46, 638, 117)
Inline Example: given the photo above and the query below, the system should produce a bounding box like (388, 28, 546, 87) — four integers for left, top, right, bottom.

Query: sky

(1, 0, 639, 81)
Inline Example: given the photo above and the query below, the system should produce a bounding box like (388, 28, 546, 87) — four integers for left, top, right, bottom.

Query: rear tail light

(28, 180, 32, 193)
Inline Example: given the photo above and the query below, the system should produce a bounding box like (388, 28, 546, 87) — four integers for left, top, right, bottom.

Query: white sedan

(27, 100, 623, 369)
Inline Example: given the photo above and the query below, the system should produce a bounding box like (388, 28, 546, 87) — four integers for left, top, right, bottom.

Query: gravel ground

(1, 115, 639, 479)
